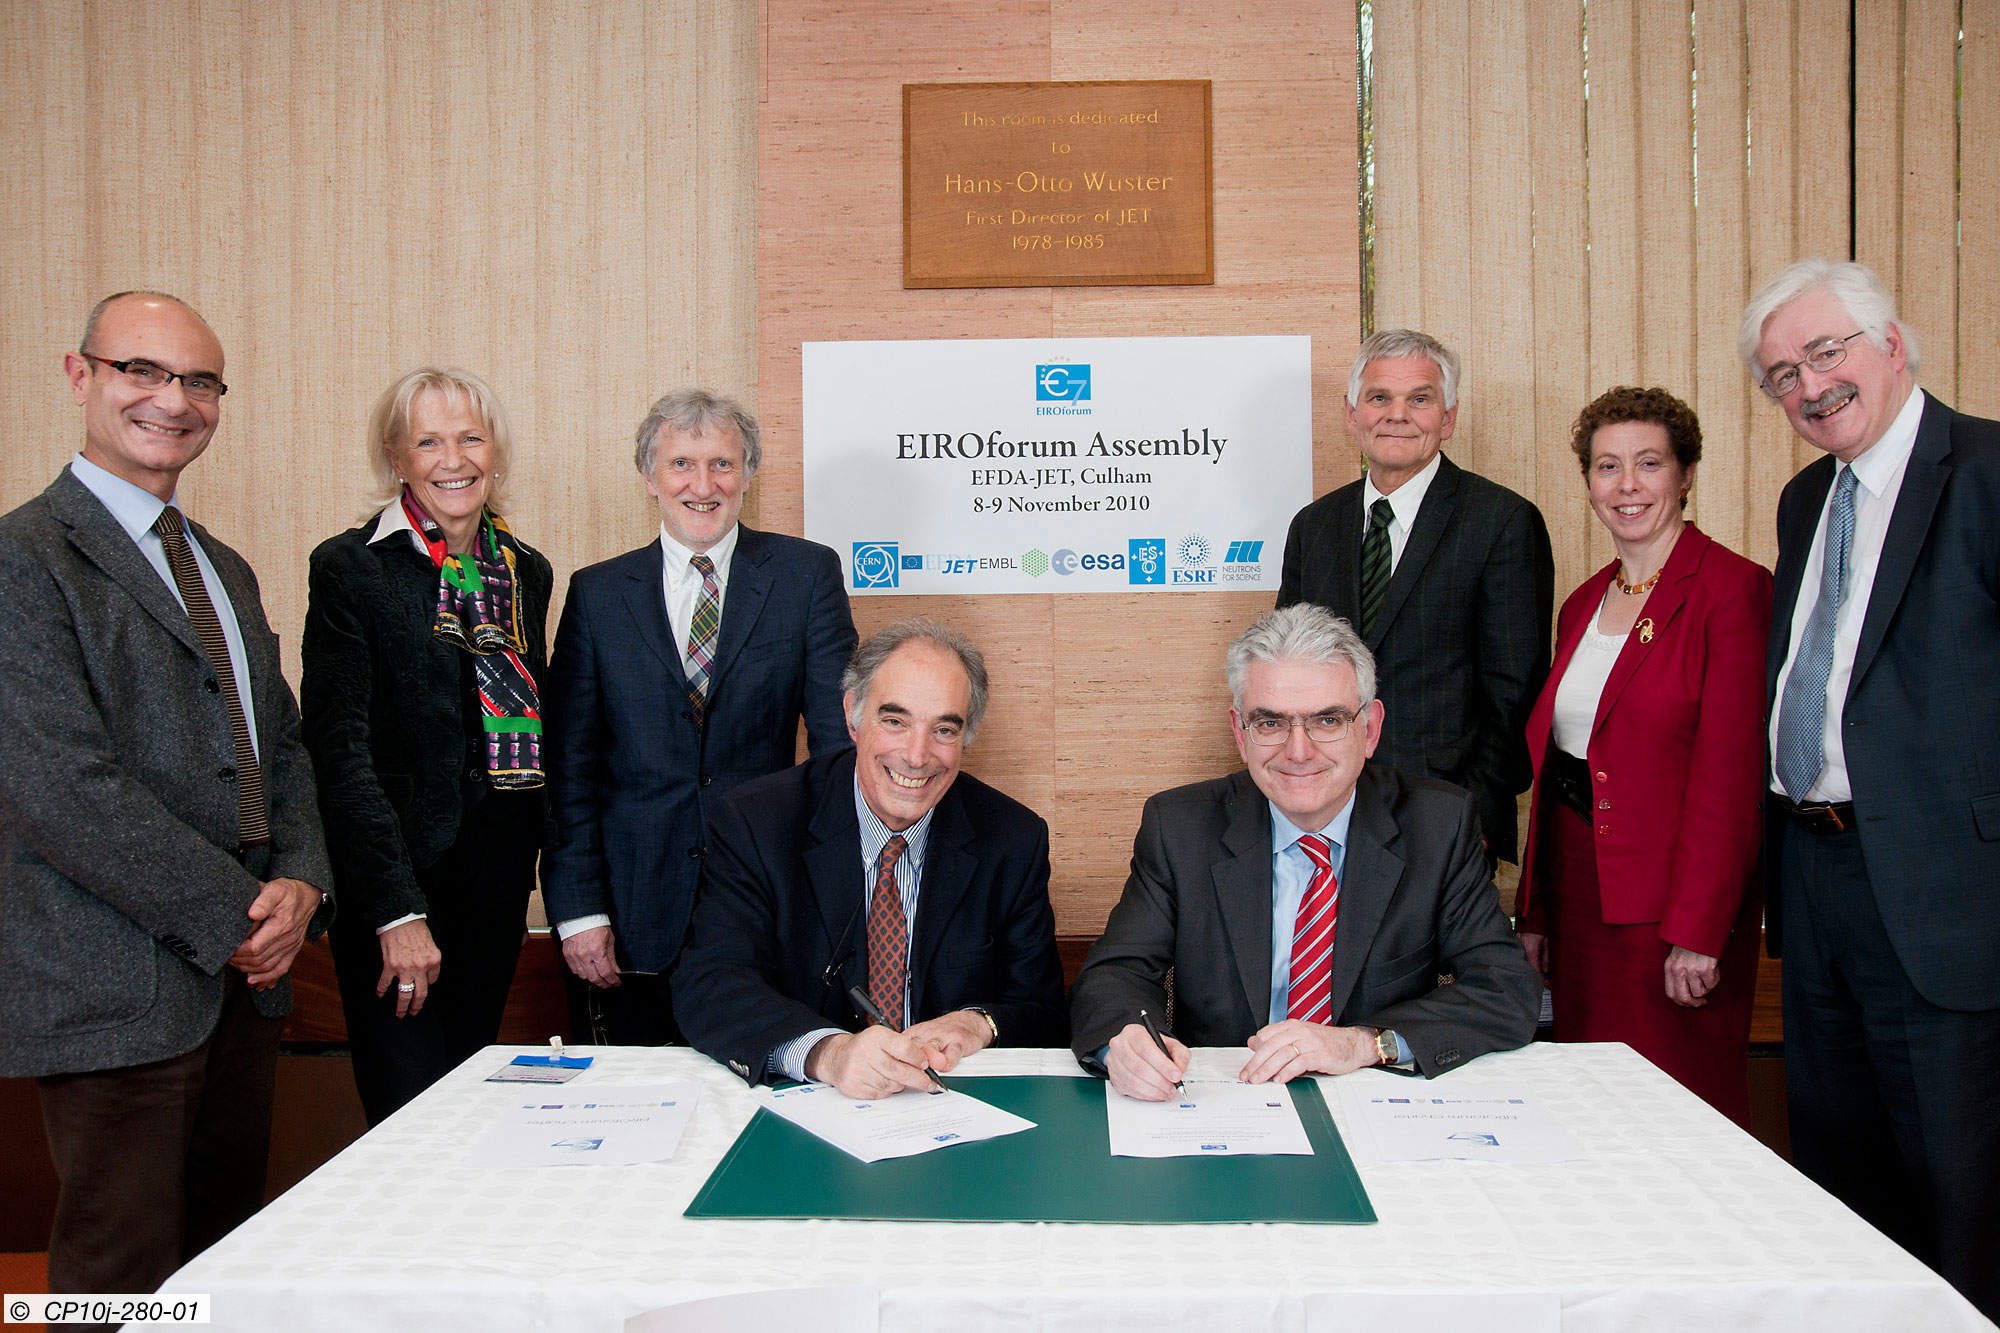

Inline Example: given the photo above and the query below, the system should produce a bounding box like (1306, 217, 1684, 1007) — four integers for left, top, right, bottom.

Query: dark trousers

(36, 969, 282, 1315)
(330, 833, 536, 1126)
(565, 967, 683, 1046)
(1780, 820, 2000, 1321)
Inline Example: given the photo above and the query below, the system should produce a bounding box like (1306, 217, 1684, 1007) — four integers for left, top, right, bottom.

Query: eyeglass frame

(80, 353, 229, 402)
(1236, 707, 1364, 746)
(1757, 329, 1866, 400)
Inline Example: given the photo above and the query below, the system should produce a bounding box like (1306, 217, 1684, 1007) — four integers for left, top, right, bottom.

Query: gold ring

(1290, 1043, 1302, 1060)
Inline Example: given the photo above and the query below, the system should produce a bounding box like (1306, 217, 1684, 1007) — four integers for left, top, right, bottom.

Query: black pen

(847, 984, 949, 1093)
(1138, 1007, 1191, 1102)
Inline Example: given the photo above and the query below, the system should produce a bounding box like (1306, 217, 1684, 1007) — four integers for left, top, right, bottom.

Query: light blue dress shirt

(769, 778, 935, 1082)
(69, 454, 260, 762)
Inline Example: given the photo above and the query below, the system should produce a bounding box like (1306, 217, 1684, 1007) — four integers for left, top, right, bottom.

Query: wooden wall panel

(0, 0, 758, 679)
(1967, 0, 2000, 420)
(760, 0, 1358, 933)
(1527, 0, 1590, 585)
(1691, 0, 1752, 555)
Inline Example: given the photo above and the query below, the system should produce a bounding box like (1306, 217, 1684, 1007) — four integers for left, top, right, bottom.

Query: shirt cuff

(1393, 1033, 1414, 1065)
(375, 913, 425, 935)
(771, 1027, 846, 1083)
(555, 914, 612, 941)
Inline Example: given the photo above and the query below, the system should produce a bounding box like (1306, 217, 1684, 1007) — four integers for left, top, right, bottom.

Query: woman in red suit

(1516, 387, 1772, 1127)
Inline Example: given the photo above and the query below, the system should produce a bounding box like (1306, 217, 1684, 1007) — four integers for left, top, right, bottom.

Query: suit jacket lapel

(1592, 527, 1704, 734)
(1329, 770, 1403, 1022)
(1851, 393, 1951, 691)
(1210, 776, 1276, 1028)
(910, 786, 977, 999)
(48, 470, 206, 662)
(804, 752, 867, 993)
(1768, 458, 1834, 697)
(709, 526, 773, 689)
(1370, 455, 1459, 648)
(622, 539, 689, 688)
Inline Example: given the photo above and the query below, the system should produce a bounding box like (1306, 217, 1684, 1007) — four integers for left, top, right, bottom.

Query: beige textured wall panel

(761, 1, 1357, 933)
(0, 0, 759, 683)
(1692, 0, 1755, 558)
(1966, 0, 2000, 420)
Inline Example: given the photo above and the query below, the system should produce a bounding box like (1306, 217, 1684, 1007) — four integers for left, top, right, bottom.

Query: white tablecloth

(164, 1042, 1993, 1332)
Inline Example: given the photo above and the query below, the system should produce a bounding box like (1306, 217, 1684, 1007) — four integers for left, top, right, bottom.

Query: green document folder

(684, 1075, 1377, 1225)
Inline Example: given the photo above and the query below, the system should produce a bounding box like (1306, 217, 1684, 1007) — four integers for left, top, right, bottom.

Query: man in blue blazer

(673, 619, 1066, 1096)
(1746, 258, 2000, 1321)
(543, 390, 856, 1044)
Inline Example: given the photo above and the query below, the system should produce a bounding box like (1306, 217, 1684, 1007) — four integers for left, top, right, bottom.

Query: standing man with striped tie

(1747, 259, 2000, 1322)
(672, 619, 1067, 1096)
(0, 292, 333, 1305)
(1276, 330, 1552, 865)
(544, 390, 856, 1047)
(1069, 605, 1539, 1099)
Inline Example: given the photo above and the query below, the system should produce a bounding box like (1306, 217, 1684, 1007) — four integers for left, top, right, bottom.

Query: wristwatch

(1371, 1027, 1401, 1066)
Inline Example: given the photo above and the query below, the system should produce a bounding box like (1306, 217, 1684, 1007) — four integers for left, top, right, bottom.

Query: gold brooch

(1637, 618, 1655, 643)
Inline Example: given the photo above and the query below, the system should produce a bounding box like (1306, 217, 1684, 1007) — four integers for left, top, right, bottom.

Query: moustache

(1802, 383, 1856, 418)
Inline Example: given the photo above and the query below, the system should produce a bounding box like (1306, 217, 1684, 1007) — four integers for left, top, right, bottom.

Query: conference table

(164, 1042, 1993, 1332)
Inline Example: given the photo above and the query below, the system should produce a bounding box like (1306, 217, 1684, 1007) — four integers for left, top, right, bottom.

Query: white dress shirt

(1360, 449, 1443, 574)
(1551, 593, 1627, 760)
(1769, 385, 1924, 802)
(68, 454, 259, 762)
(555, 522, 742, 943)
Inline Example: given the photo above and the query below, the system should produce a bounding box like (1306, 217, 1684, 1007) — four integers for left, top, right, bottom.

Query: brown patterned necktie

(152, 507, 270, 847)
(865, 834, 909, 1030)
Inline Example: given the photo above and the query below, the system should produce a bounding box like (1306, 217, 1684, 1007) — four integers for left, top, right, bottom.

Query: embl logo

(1036, 364, 1091, 401)
(852, 542, 899, 589)
(1128, 538, 1165, 585)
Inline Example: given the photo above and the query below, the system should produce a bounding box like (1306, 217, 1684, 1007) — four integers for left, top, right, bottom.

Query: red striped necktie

(1286, 833, 1339, 1023)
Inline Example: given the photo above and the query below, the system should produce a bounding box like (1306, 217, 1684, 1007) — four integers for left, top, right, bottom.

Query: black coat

(300, 518, 553, 929)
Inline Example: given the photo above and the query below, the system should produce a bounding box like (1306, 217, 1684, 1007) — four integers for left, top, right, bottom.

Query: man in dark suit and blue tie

(673, 619, 1067, 1096)
(543, 390, 857, 1045)
(1745, 258, 2000, 1320)
(1276, 329, 1553, 863)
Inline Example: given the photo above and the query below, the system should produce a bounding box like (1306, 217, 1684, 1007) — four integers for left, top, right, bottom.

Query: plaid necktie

(1286, 834, 1339, 1023)
(1359, 497, 1394, 637)
(685, 553, 720, 723)
(152, 507, 269, 847)
(1775, 467, 1859, 801)
(866, 835, 909, 1030)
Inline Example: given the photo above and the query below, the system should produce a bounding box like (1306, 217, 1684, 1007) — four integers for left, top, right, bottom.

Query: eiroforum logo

(1023, 548, 1049, 577)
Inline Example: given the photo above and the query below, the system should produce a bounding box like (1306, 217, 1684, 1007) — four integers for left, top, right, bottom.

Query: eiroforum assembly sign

(802, 336, 1311, 595)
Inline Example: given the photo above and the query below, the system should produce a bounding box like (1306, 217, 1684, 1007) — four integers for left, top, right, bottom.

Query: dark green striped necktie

(1359, 497, 1394, 637)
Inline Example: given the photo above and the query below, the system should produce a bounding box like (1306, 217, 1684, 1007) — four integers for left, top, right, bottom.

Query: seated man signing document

(1070, 604, 1540, 1099)
(674, 619, 1067, 1097)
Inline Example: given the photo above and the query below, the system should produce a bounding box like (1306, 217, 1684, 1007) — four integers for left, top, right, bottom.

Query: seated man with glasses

(1069, 603, 1540, 1099)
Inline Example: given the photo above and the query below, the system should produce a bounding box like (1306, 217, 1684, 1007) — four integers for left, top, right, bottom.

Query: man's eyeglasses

(1758, 330, 1866, 400)
(1239, 710, 1360, 746)
(82, 354, 228, 402)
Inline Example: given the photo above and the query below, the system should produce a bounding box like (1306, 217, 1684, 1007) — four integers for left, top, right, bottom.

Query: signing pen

(847, 984, 949, 1093)
(1139, 1007, 1191, 1102)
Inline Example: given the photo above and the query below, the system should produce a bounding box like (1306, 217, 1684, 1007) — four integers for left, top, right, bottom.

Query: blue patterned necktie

(1775, 467, 1859, 801)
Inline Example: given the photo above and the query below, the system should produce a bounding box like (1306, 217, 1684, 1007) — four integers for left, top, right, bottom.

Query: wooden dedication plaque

(903, 80, 1213, 289)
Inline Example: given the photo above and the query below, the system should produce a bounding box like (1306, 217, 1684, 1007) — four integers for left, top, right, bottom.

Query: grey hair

(842, 618, 990, 742)
(1226, 604, 1377, 713)
(1346, 328, 1462, 410)
(633, 389, 762, 480)
(79, 290, 204, 354)
(365, 367, 516, 511)
(1737, 258, 1922, 381)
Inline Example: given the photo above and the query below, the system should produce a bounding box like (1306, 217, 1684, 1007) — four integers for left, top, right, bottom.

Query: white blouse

(1551, 593, 1629, 760)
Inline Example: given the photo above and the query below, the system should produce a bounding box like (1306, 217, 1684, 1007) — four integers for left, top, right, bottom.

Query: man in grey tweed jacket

(0, 292, 332, 1305)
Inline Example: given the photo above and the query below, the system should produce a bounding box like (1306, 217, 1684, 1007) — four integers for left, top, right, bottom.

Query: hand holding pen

(847, 985, 949, 1094)
(1104, 1009, 1193, 1102)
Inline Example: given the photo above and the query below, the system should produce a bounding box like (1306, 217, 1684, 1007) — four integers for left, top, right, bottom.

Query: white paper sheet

(1337, 1086, 1584, 1163)
(1105, 1080, 1314, 1157)
(758, 1081, 1036, 1163)
(1306, 1290, 1560, 1333)
(626, 1286, 878, 1333)
(463, 1083, 699, 1168)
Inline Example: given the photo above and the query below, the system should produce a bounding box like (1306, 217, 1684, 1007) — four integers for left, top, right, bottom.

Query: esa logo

(1051, 547, 1126, 575)
(852, 542, 899, 589)
(1128, 538, 1166, 585)
(1035, 364, 1091, 401)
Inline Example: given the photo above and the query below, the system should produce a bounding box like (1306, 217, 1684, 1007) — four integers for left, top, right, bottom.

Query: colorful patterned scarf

(402, 489, 544, 789)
